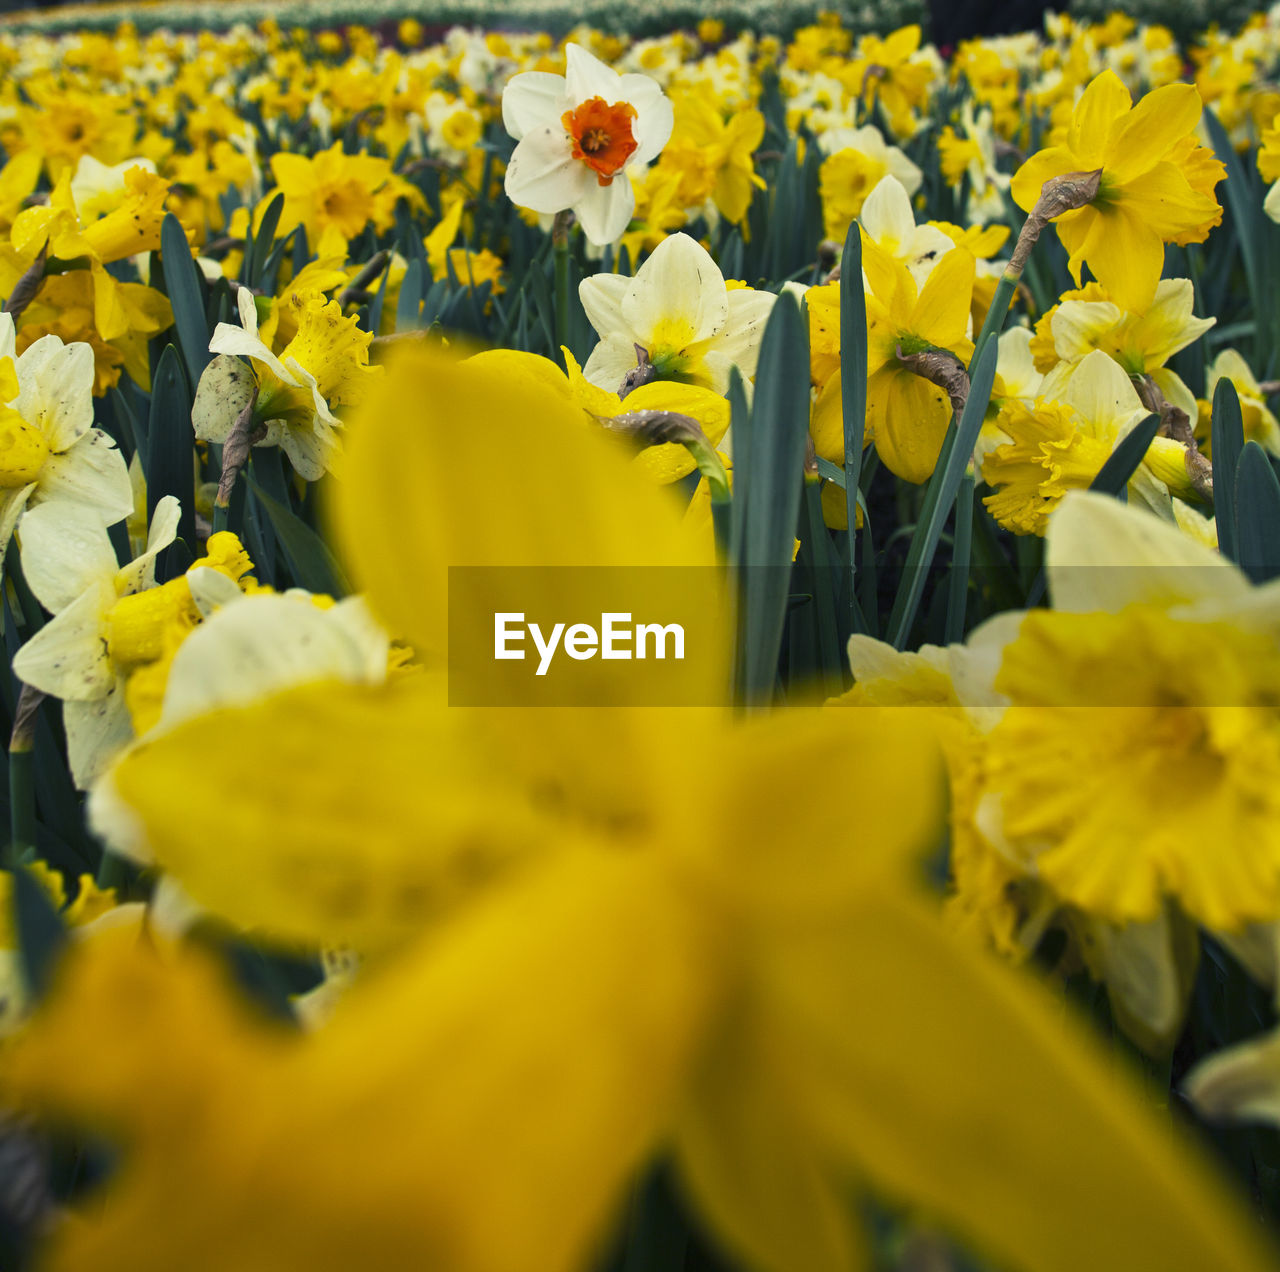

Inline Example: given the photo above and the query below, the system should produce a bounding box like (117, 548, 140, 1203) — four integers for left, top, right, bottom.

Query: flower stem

(213, 387, 263, 535)
(8, 684, 42, 863)
(552, 210, 573, 356)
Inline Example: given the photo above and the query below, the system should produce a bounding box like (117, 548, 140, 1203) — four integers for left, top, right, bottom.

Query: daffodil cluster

(1, 6, 1280, 1272)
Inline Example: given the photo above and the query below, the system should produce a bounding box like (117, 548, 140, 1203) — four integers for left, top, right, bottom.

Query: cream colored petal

(192, 355, 257, 445)
(859, 175, 917, 256)
(574, 176, 635, 248)
(115, 494, 181, 596)
(34, 430, 133, 526)
(64, 683, 133, 790)
(622, 233, 729, 345)
(1045, 489, 1250, 613)
(563, 41, 621, 105)
(578, 272, 631, 341)
(581, 334, 644, 392)
(501, 71, 567, 141)
(1185, 1027, 1280, 1125)
(208, 323, 295, 386)
(1059, 349, 1145, 438)
(996, 327, 1042, 401)
(1079, 910, 1190, 1052)
(1049, 300, 1123, 363)
(17, 501, 118, 612)
(715, 289, 778, 380)
(14, 336, 96, 451)
(278, 417, 336, 481)
(12, 582, 114, 701)
(504, 125, 590, 216)
(158, 592, 386, 731)
(185, 567, 245, 618)
(618, 75, 674, 167)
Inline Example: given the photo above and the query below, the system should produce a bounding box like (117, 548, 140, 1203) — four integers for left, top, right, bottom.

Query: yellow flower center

(441, 109, 481, 152)
(986, 605, 1280, 930)
(0, 406, 49, 487)
(647, 316, 703, 382)
(105, 577, 200, 672)
(981, 401, 1113, 536)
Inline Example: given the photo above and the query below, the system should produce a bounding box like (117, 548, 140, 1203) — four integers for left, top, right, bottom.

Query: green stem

(8, 684, 41, 862)
(552, 210, 572, 356)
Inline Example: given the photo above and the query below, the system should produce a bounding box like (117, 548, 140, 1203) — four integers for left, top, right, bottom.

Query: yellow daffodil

(653, 87, 765, 224)
(466, 344, 729, 483)
(0, 316, 133, 542)
(9, 347, 1277, 1272)
(1199, 349, 1280, 457)
(196, 286, 379, 480)
(269, 141, 421, 258)
(982, 349, 1181, 535)
(818, 124, 922, 241)
(1011, 70, 1224, 311)
(860, 238, 975, 483)
(1037, 277, 1213, 428)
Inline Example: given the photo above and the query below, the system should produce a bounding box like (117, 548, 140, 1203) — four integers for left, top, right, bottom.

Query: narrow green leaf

(945, 472, 974, 643)
(739, 293, 811, 704)
(1089, 412, 1161, 497)
(727, 368, 751, 571)
(249, 191, 285, 291)
(885, 336, 998, 649)
(396, 258, 425, 331)
(840, 217, 867, 614)
(1212, 377, 1245, 562)
(146, 344, 196, 578)
(160, 212, 212, 390)
(1235, 440, 1280, 584)
(246, 475, 350, 596)
(802, 481, 844, 696)
(12, 864, 67, 1001)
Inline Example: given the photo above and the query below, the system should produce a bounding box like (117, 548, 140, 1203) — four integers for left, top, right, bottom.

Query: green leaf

(396, 257, 425, 331)
(160, 212, 212, 390)
(12, 864, 67, 1001)
(1203, 105, 1269, 362)
(248, 191, 285, 291)
(1089, 412, 1161, 497)
(1235, 440, 1280, 584)
(945, 472, 974, 643)
(885, 336, 999, 649)
(1212, 376, 1245, 563)
(839, 216, 867, 618)
(737, 293, 811, 704)
(146, 344, 196, 578)
(246, 475, 350, 596)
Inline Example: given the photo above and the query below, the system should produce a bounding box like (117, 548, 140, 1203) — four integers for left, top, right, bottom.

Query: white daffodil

(88, 590, 391, 870)
(578, 231, 776, 396)
(11, 496, 239, 788)
(859, 174, 955, 289)
(0, 314, 132, 550)
(502, 42, 673, 246)
(194, 286, 343, 481)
